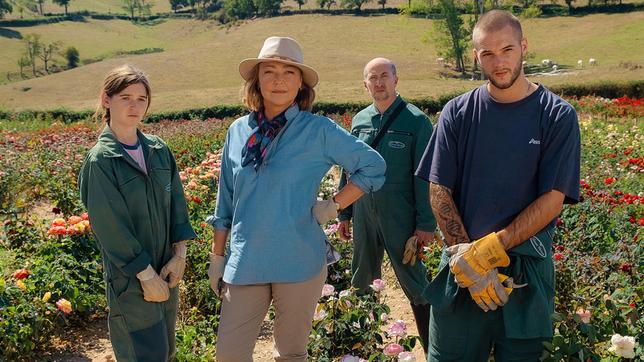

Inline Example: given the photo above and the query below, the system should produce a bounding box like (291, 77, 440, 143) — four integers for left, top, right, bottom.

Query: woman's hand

(208, 253, 226, 297)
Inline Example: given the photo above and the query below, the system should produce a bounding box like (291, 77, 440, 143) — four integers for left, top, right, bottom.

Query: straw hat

(239, 36, 319, 88)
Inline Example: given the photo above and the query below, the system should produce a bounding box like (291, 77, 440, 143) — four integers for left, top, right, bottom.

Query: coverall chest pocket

(117, 173, 147, 219)
(150, 168, 172, 207)
(381, 130, 413, 183)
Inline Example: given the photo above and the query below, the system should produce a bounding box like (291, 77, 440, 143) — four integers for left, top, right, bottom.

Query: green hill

(0, 12, 642, 112)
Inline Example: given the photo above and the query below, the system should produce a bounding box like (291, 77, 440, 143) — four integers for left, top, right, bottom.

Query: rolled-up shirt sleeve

(323, 120, 386, 193)
(206, 132, 233, 230)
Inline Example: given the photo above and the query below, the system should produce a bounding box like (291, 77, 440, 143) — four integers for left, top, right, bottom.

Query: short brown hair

(241, 64, 316, 113)
(95, 64, 151, 124)
(473, 10, 523, 49)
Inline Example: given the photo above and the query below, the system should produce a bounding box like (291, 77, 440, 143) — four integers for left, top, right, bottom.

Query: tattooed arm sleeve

(429, 182, 470, 247)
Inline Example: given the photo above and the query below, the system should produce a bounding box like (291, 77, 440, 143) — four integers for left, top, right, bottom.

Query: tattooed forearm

(497, 190, 564, 249)
(429, 182, 470, 247)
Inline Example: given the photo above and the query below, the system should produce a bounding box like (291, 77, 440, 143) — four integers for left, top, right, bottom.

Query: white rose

(608, 334, 636, 359)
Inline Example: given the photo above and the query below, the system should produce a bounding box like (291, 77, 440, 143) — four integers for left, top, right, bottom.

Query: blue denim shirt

(207, 105, 386, 284)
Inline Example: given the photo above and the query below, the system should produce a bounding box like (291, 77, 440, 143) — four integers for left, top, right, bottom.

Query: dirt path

(44, 263, 425, 361)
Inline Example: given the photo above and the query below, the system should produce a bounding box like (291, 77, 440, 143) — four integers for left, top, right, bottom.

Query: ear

(363, 80, 368, 92)
(393, 74, 399, 87)
(521, 38, 528, 57)
(101, 92, 110, 108)
(472, 48, 479, 63)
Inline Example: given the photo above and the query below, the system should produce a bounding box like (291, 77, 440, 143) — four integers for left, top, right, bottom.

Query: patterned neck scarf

(242, 108, 290, 171)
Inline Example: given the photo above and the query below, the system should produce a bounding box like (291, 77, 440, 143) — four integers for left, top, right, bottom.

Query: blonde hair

(241, 64, 316, 113)
(95, 64, 152, 124)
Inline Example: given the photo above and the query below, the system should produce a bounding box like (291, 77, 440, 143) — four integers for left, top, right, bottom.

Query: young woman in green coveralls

(79, 65, 196, 362)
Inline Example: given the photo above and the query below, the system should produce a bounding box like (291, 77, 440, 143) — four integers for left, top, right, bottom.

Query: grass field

(0, 12, 642, 112)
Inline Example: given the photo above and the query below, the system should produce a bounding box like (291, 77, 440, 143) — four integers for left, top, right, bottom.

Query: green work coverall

(339, 95, 436, 305)
(79, 126, 196, 362)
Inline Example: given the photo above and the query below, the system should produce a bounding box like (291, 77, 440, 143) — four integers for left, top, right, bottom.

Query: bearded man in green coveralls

(338, 58, 436, 353)
(416, 10, 581, 361)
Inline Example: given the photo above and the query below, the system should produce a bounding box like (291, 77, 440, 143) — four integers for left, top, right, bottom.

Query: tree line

(15, 33, 79, 80)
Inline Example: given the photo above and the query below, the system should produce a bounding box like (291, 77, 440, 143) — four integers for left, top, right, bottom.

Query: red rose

(13, 268, 30, 280)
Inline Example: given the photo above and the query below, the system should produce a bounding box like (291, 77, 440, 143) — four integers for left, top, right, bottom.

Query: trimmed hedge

(0, 11, 192, 27)
(0, 80, 641, 124)
(0, 14, 84, 27)
(281, 7, 400, 16)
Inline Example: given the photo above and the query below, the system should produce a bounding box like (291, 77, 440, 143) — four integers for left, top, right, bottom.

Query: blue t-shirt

(415, 84, 580, 240)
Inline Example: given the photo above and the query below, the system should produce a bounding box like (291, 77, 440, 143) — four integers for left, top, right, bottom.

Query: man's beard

(484, 56, 523, 90)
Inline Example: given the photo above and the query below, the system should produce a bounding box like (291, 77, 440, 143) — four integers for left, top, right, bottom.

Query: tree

(170, 0, 189, 12)
(53, 0, 72, 15)
(64, 46, 79, 68)
(377, 0, 386, 9)
(0, 0, 12, 19)
(36, 0, 44, 15)
(122, 0, 139, 18)
(138, 0, 153, 17)
(317, 0, 336, 9)
(18, 55, 30, 78)
(564, 0, 574, 12)
(295, 0, 306, 9)
(432, 0, 468, 73)
(224, 0, 255, 18)
(23, 34, 42, 76)
(340, 0, 370, 11)
(253, 0, 281, 15)
(39, 41, 62, 73)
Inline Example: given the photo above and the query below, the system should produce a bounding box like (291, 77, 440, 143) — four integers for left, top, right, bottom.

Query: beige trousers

(215, 266, 327, 362)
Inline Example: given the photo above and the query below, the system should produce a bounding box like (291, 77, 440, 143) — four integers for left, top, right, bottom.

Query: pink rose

(397, 351, 416, 362)
(575, 308, 591, 324)
(384, 343, 404, 356)
(321, 284, 335, 297)
(387, 319, 408, 338)
(370, 278, 385, 292)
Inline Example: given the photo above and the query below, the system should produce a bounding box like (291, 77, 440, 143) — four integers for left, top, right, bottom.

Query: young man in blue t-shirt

(415, 10, 581, 361)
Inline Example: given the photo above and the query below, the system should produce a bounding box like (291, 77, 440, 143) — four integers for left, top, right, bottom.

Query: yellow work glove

(207, 253, 226, 297)
(446, 232, 510, 288)
(402, 235, 418, 266)
(136, 265, 170, 303)
(468, 269, 510, 312)
(160, 241, 187, 288)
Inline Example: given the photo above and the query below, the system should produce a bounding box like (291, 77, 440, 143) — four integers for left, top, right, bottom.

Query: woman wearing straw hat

(205, 36, 386, 361)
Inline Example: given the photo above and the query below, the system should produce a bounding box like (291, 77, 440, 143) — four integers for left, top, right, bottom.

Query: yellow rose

(16, 280, 26, 290)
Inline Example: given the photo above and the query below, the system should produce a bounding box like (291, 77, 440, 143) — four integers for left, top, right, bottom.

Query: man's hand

(402, 230, 435, 266)
(467, 269, 510, 312)
(414, 230, 434, 246)
(446, 232, 510, 288)
(338, 220, 352, 241)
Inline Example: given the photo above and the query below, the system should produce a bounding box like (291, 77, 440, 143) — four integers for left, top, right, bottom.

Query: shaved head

(363, 57, 397, 79)
(472, 10, 523, 49)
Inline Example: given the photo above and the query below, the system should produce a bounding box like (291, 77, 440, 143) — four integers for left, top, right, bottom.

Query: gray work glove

(137, 265, 170, 302)
(160, 241, 187, 288)
(313, 198, 339, 225)
(207, 253, 226, 297)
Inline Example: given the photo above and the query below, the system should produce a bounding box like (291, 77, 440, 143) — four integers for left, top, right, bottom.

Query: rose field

(0, 96, 641, 361)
